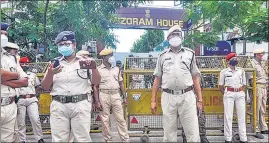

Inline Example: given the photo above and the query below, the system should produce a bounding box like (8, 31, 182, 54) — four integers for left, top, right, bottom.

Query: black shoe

(38, 139, 45, 143)
(200, 136, 209, 143)
(225, 141, 232, 143)
(261, 130, 269, 134)
(240, 141, 248, 143)
(254, 132, 264, 139)
(182, 138, 187, 143)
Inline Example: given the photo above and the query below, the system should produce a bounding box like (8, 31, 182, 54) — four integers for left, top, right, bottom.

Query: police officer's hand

(151, 101, 157, 114)
(123, 98, 127, 106)
(197, 102, 203, 114)
(95, 102, 103, 111)
(48, 63, 62, 75)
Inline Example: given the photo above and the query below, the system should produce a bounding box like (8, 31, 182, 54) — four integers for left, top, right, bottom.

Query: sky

(113, 1, 176, 52)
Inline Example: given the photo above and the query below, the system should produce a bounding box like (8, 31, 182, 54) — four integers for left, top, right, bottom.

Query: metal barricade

(123, 56, 257, 141)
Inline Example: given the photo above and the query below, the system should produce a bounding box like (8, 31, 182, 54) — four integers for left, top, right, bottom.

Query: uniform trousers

(17, 97, 43, 142)
(256, 86, 268, 132)
(50, 99, 92, 142)
(99, 92, 129, 142)
(161, 90, 200, 142)
(223, 91, 247, 141)
(1, 102, 17, 142)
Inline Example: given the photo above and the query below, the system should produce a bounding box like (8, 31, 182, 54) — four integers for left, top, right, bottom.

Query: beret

(1, 23, 9, 31)
(77, 50, 90, 56)
(99, 48, 113, 56)
(167, 25, 182, 38)
(55, 31, 75, 44)
(19, 57, 30, 63)
(226, 52, 237, 61)
(5, 42, 19, 50)
(253, 48, 265, 54)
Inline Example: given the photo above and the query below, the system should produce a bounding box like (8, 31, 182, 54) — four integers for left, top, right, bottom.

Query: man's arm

(219, 70, 225, 95)
(1, 78, 28, 88)
(93, 85, 100, 103)
(1, 69, 20, 81)
(91, 69, 101, 85)
(152, 76, 161, 102)
(190, 56, 202, 102)
(41, 70, 54, 90)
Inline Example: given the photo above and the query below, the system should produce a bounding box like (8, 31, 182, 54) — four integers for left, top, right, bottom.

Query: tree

(1, 0, 147, 60)
(182, 1, 268, 49)
(131, 30, 164, 53)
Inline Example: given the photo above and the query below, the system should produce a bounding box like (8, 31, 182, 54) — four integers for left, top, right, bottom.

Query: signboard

(203, 41, 231, 56)
(111, 7, 189, 30)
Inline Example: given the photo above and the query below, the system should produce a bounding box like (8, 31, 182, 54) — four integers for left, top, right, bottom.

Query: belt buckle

(174, 90, 182, 95)
(26, 95, 31, 98)
(59, 96, 66, 103)
(234, 88, 239, 92)
(1, 98, 10, 106)
(72, 95, 79, 103)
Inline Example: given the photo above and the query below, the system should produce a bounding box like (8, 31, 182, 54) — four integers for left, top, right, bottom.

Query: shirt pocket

(180, 59, 191, 71)
(224, 74, 233, 84)
(163, 60, 174, 73)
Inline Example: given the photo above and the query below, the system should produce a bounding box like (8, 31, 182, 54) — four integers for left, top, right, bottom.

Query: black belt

(163, 86, 194, 95)
(52, 94, 87, 103)
(1, 96, 15, 106)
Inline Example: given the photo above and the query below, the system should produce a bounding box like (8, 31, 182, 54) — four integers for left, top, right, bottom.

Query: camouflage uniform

(182, 75, 209, 143)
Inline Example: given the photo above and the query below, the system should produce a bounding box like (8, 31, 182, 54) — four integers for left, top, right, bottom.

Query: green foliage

(183, 1, 268, 47)
(1, 0, 147, 60)
(131, 30, 164, 53)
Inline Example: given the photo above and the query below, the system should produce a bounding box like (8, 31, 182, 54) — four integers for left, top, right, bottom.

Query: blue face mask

(229, 60, 238, 66)
(58, 45, 74, 57)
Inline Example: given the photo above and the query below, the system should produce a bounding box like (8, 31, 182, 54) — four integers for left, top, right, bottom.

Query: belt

(163, 86, 193, 95)
(1, 96, 15, 106)
(256, 83, 267, 88)
(19, 94, 36, 99)
(52, 94, 87, 103)
(100, 89, 119, 94)
(227, 87, 244, 92)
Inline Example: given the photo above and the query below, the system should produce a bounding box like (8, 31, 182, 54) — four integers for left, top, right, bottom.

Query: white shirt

(1, 52, 27, 97)
(219, 67, 246, 88)
(17, 72, 40, 95)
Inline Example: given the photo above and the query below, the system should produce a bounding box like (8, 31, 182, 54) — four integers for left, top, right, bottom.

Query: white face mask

(1, 34, 8, 48)
(108, 56, 116, 67)
(262, 55, 268, 61)
(168, 36, 182, 47)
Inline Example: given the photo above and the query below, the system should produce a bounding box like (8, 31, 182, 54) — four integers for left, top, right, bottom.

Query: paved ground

(26, 115, 269, 142)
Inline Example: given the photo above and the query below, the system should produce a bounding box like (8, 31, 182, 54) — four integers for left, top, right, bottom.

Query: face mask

(262, 55, 268, 61)
(108, 56, 116, 67)
(229, 60, 238, 66)
(1, 34, 8, 48)
(58, 45, 74, 57)
(168, 36, 182, 47)
(22, 66, 29, 72)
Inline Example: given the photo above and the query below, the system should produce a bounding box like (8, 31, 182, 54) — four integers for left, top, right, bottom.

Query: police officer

(1, 23, 28, 142)
(96, 48, 129, 142)
(16, 56, 45, 143)
(182, 73, 209, 143)
(151, 25, 202, 142)
(249, 48, 269, 139)
(219, 53, 247, 143)
(41, 31, 101, 142)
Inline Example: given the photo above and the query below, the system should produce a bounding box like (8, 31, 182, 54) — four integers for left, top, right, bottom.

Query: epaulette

(183, 47, 195, 53)
(159, 48, 169, 56)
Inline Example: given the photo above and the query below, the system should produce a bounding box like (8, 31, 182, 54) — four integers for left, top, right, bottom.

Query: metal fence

(123, 56, 258, 140)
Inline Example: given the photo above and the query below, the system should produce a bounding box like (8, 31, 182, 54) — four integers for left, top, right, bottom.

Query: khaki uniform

(154, 47, 200, 142)
(16, 72, 43, 142)
(219, 67, 247, 142)
(98, 64, 129, 142)
(250, 59, 268, 132)
(49, 56, 92, 142)
(1, 51, 27, 142)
